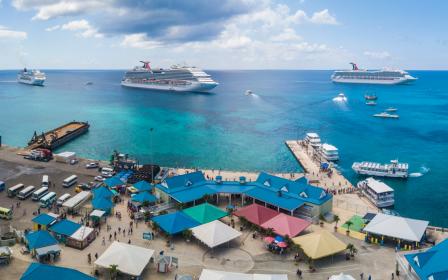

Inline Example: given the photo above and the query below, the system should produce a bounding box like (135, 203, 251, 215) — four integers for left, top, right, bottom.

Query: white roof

(95, 241, 154, 276)
(70, 226, 94, 241)
(306, 132, 319, 138)
(329, 273, 356, 280)
(322, 143, 338, 151)
(365, 178, 393, 193)
(363, 213, 429, 242)
(90, 209, 106, 217)
(199, 269, 288, 280)
(192, 220, 242, 248)
(62, 191, 91, 208)
(55, 151, 76, 157)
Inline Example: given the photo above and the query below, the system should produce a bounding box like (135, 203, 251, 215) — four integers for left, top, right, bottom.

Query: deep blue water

(0, 70, 447, 226)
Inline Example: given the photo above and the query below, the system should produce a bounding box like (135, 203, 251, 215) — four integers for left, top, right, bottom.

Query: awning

(191, 220, 242, 248)
(292, 230, 346, 260)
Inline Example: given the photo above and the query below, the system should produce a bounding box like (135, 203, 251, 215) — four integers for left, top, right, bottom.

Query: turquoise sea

(0, 70, 447, 226)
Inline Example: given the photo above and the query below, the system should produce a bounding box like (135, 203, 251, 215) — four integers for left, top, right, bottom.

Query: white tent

(329, 273, 356, 280)
(54, 151, 76, 163)
(199, 269, 288, 280)
(95, 241, 154, 276)
(191, 220, 242, 248)
(363, 213, 429, 242)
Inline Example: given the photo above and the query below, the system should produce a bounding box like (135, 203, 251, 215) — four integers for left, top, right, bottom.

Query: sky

(0, 0, 447, 70)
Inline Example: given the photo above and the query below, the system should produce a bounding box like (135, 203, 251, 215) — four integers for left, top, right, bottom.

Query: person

(128, 239, 131, 244)
(102, 236, 105, 246)
(109, 233, 112, 241)
(95, 253, 98, 259)
(360, 273, 364, 280)
(391, 273, 395, 280)
(87, 253, 91, 264)
(296, 269, 302, 279)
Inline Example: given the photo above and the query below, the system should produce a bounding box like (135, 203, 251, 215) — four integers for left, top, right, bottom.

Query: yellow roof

(292, 230, 346, 259)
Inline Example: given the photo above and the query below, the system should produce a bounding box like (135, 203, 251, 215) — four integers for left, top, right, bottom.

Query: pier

(26, 121, 89, 150)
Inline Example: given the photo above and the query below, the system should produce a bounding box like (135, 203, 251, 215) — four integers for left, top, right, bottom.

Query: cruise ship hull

(17, 77, 45, 86)
(121, 80, 218, 92)
(332, 77, 414, 85)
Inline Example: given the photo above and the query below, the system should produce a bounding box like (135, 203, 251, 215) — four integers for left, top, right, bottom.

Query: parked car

(70, 158, 79, 165)
(75, 183, 91, 193)
(94, 176, 105, 182)
(85, 162, 99, 169)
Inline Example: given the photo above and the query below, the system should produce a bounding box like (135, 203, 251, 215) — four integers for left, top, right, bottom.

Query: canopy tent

(89, 209, 106, 218)
(329, 273, 356, 280)
(342, 215, 366, 232)
(260, 213, 311, 237)
(133, 180, 153, 192)
(362, 213, 429, 242)
(292, 230, 346, 260)
(191, 220, 242, 248)
(199, 269, 288, 280)
(92, 197, 114, 212)
(20, 263, 95, 280)
(32, 214, 57, 227)
(131, 191, 157, 204)
(93, 186, 114, 199)
(233, 204, 280, 226)
(182, 203, 228, 224)
(49, 219, 82, 237)
(104, 176, 124, 188)
(95, 241, 154, 277)
(25, 231, 58, 250)
(151, 211, 200, 235)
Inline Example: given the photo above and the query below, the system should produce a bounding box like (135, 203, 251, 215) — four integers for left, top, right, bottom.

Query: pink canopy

(234, 203, 280, 226)
(264, 236, 275, 243)
(261, 213, 311, 237)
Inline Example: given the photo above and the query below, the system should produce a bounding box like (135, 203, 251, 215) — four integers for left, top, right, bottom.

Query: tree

(238, 216, 249, 227)
(182, 229, 193, 242)
(345, 220, 353, 235)
(333, 215, 340, 231)
(265, 227, 275, 237)
(346, 243, 357, 258)
(109, 264, 119, 280)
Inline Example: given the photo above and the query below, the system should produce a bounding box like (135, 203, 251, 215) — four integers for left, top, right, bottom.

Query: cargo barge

(26, 121, 89, 150)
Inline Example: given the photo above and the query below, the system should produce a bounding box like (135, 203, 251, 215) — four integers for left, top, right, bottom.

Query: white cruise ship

(352, 160, 408, 178)
(331, 63, 417, 85)
(121, 61, 218, 92)
(304, 133, 321, 148)
(357, 177, 394, 208)
(318, 143, 339, 161)
(17, 68, 46, 86)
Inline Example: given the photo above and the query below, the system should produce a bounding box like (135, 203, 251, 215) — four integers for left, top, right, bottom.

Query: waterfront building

(404, 239, 448, 280)
(48, 219, 96, 249)
(24, 230, 61, 262)
(31, 213, 57, 231)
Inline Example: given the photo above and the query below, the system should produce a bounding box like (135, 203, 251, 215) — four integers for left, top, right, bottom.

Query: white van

(57, 193, 71, 206)
(101, 167, 114, 177)
(42, 175, 49, 187)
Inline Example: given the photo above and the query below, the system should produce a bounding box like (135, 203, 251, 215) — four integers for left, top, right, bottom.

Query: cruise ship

(121, 61, 218, 92)
(331, 63, 417, 85)
(357, 177, 394, 208)
(352, 160, 409, 178)
(17, 68, 46, 86)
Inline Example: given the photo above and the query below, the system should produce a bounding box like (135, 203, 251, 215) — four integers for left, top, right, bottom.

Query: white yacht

(121, 61, 218, 92)
(318, 143, 339, 161)
(358, 177, 394, 208)
(352, 160, 409, 178)
(331, 63, 417, 85)
(17, 68, 46, 86)
(304, 133, 321, 148)
(332, 93, 347, 102)
(373, 112, 399, 119)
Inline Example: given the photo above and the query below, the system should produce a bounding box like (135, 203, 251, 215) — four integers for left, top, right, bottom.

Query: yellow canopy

(292, 230, 346, 259)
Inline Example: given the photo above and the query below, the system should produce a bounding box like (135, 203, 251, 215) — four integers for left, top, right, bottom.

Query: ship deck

(26, 122, 88, 150)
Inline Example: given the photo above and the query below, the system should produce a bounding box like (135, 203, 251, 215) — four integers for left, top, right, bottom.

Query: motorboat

(332, 93, 347, 102)
(386, 107, 398, 112)
(352, 160, 408, 178)
(365, 94, 378, 100)
(373, 112, 399, 119)
(366, 101, 377, 106)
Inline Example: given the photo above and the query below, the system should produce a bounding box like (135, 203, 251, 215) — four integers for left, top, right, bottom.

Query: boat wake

(409, 166, 430, 178)
(0, 80, 17, 83)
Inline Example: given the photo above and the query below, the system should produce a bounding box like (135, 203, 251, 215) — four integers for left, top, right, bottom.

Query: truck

(24, 149, 53, 162)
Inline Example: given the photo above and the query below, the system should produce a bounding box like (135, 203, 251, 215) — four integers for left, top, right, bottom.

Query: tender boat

(366, 101, 377, 106)
(373, 112, 399, 119)
(333, 93, 347, 102)
(304, 133, 321, 148)
(365, 94, 378, 100)
(357, 177, 395, 208)
(318, 143, 339, 161)
(352, 160, 409, 178)
(386, 107, 398, 112)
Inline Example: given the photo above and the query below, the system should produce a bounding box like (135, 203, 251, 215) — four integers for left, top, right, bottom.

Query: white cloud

(310, 9, 339, 25)
(364, 51, 391, 59)
(29, 1, 107, 20)
(0, 26, 27, 39)
(120, 33, 162, 49)
(271, 28, 302, 42)
(61, 19, 91, 31)
(45, 25, 60, 31)
(49, 19, 103, 38)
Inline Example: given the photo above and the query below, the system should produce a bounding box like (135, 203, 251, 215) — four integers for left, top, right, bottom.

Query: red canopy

(261, 213, 311, 237)
(234, 203, 280, 226)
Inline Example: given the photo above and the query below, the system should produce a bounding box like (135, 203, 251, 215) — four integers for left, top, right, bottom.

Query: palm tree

(182, 229, 193, 242)
(109, 264, 118, 280)
(265, 227, 275, 237)
(345, 220, 353, 235)
(333, 215, 340, 231)
(346, 243, 357, 258)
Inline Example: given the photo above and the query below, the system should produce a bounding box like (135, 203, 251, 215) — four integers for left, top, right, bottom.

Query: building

(155, 171, 332, 221)
(48, 219, 96, 249)
(403, 239, 448, 280)
(20, 262, 95, 280)
(31, 213, 58, 231)
(24, 231, 61, 262)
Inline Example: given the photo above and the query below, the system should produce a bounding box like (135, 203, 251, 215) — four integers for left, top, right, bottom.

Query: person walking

(102, 236, 105, 246)
(360, 273, 364, 280)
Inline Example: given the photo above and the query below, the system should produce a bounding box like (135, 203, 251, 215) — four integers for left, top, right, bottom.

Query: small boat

(245, 90, 253, 96)
(373, 112, 399, 119)
(352, 160, 408, 178)
(333, 93, 347, 102)
(365, 94, 378, 100)
(386, 107, 397, 112)
(85, 81, 93, 85)
(366, 101, 377, 106)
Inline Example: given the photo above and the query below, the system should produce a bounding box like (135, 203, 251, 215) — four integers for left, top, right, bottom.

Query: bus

(57, 193, 71, 206)
(17, 185, 36, 200)
(0, 207, 13, 220)
(62, 175, 78, 188)
(7, 183, 24, 197)
(40, 192, 57, 208)
(32, 187, 49, 201)
(42, 175, 49, 187)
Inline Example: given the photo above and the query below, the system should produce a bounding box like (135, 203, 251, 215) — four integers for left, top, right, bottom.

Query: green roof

(182, 203, 227, 224)
(342, 215, 366, 232)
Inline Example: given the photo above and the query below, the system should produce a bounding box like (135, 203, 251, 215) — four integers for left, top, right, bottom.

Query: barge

(26, 121, 89, 150)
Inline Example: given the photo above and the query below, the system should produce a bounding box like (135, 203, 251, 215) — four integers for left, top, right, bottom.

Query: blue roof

(25, 231, 58, 250)
(207, 182, 255, 193)
(169, 185, 217, 203)
(92, 197, 114, 211)
(405, 239, 448, 280)
(131, 191, 156, 203)
(92, 186, 114, 199)
(133, 180, 153, 192)
(21, 263, 96, 280)
(49, 219, 81, 236)
(104, 176, 124, 188)
(244, 187, 304, 211)
(32, 214, 56, 226)
(151, 211, 200, 235)
(162, 171, 206, 191)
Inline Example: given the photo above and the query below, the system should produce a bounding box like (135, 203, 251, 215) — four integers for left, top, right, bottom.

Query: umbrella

(264, 236, 275, 243)
(277, 242, 288, 248)
(274, 235, 284, 243)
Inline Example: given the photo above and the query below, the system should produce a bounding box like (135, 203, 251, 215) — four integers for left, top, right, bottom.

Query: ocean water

(0, 70, 447, 226)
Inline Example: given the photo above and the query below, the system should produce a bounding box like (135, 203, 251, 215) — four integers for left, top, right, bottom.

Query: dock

(285, 140, 353, 190)
(26, 121, 89, 150)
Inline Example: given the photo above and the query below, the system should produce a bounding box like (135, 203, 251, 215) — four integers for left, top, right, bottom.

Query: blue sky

(0, 0, 447, 70)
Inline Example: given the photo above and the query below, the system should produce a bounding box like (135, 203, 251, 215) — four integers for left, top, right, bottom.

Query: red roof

(234, 203, 280, 226)
(261, 213, 311, 237)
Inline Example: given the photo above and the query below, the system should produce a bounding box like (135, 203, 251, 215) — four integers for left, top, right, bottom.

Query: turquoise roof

(49, 219, 81, 236)
(104, 176, 124, 188)
(93, 186, 114, 199)
(133, 180, 153, 192)
(405, 239, 448, 280)
(25, 231, 58, 250)
(131, 191, 156, 203)
(21, 263, 96, 280)
(32, 214, 56, 226)
(92, 197, 113, 211)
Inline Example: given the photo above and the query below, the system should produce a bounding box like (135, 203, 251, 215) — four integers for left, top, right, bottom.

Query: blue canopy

(49, 219, 81, 236)
(275, 235, 284, 242)
(321, 162, 329, 169)
(92, 197, 113, 211)
(21, 263, 96, 280)
(25, 231, 58, 250)
(133, 180, 152, 192)
(104, 176, 124, 188)
(93, 186, 114, 199)
(131, 191, 156, 204)
(32, 214, 56, 226)
(151, 211, 200, 235)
